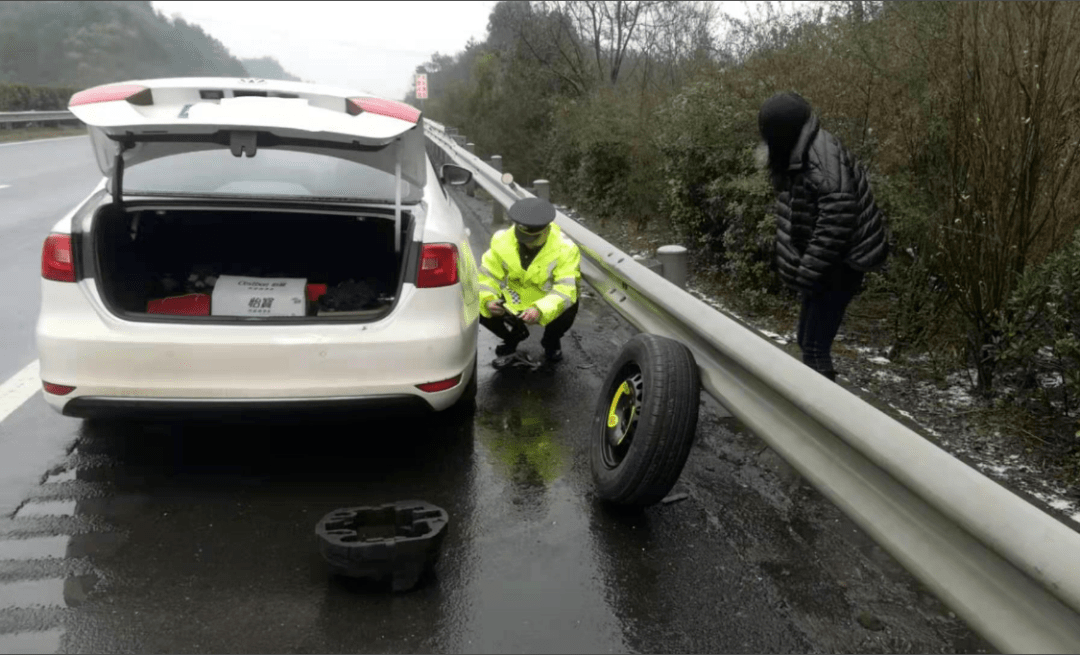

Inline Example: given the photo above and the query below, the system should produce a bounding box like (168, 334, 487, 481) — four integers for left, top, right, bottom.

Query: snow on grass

(757, 329, 789, 345)
(1038, 372, 1064, 389)
(890, 406, 944, 439)
(977, 463, 1012, 476)
(869, 356, 891, 365)
(873, 370, 906, 384)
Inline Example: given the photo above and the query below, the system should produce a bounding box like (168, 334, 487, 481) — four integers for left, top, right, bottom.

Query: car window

(123, 147, 423, 203)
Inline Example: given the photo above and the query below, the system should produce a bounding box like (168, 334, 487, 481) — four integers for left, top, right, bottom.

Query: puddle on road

(0, 628, 64, 654)
(0, 574, 95, 609)
(14, 500, 77, 518)
(0, 535, 70, 560)
(475, 397, 568, 494)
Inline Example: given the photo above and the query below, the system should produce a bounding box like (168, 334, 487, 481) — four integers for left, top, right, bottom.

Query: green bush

(715, 165, 780, 307)
(996, 228, 1080, 424)
(545, 91, 662, 229)
(0, 83, 80, 111)
(653, 74, 778, 300)
(866, 171, 957, 356)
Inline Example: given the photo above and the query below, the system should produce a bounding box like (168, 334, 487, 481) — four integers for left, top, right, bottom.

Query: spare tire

(590, 333, 701, 507)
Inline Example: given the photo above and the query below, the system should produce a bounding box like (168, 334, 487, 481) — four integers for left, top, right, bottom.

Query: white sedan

(35, 77, 480, 418)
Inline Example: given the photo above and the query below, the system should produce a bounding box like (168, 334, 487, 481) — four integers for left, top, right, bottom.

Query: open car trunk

(90, 205, 415, 322)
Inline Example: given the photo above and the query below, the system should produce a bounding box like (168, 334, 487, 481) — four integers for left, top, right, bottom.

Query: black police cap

(508, 197, 556, 229)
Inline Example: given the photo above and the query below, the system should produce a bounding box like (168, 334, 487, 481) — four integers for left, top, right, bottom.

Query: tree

(933, 1, 1080, 392)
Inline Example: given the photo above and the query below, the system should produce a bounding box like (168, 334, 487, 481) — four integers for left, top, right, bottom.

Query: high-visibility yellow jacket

(478, 224, 581, 326)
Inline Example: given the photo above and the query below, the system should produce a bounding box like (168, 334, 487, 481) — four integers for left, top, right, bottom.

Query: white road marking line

(0, 535, 70, 560)
(0, 578, 66, 609)
(0, 360, 41, 425)
(14, 500, 76, 518)
(0, 184, 10, 190)
(0, 134, 87, 148)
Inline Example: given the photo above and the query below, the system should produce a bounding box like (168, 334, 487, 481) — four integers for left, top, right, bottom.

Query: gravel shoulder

(453, 187, 995, 653)
(565, 204, 1080, 534)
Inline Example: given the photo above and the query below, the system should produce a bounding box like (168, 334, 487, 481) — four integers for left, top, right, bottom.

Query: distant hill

(240, 57, 303, 83)
(0, 1, 300, 89)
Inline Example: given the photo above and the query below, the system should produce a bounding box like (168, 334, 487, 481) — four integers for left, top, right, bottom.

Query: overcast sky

(150, 1, 768, 99)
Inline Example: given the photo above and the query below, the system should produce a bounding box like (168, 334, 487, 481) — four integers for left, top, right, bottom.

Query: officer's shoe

(495, 342, 518, 356)
(544, 347, 563, 363)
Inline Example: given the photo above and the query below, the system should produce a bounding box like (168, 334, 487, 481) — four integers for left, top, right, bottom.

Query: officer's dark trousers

(796, 266, 864, 381)
(480, 302, 579, 351)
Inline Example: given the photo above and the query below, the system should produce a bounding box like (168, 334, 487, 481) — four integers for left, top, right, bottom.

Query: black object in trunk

(318, 279, 384, 312)
(92, 206, 411, 320)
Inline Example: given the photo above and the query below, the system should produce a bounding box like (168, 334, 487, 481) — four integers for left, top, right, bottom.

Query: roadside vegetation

(0, 1, 300, 90)
(413, 0, 1080, 475)
(0, 125, 86, 143)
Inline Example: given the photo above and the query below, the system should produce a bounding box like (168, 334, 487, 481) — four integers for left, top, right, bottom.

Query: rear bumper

(61, 395, 433, 420)
(36, 279, 479, 416)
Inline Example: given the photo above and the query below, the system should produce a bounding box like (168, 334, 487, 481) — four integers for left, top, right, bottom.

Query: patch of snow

(758, 329, 790, 345)
(873, 370, 906, 384)
(854, 346, 878, 355)
(1050, 499, 1074, 512)
(1038, 372, 1064, 389)
(868, 356, 891, 365)
(943, 385, 975, 408)
(1072, 512, 1080, 524)
(977, 463, 1012, 476)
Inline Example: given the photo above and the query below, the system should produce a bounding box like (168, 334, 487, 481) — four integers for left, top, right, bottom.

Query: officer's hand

(486, 300, 505, 316)
(521, 307, 541, 324)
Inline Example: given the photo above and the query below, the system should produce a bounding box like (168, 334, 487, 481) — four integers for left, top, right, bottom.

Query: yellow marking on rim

(607, 381, 631, 429)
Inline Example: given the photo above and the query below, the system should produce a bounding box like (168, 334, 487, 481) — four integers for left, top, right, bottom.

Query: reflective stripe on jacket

(478, 223, 581, 326)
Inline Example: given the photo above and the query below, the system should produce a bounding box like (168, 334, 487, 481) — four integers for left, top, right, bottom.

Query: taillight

(69, 84, 152, 107)
(346, 97, 421, 123)
(416, 375, 461, 393)
(43, 382, 76, 396)
(416, 244, 459, 288)
(42, 234, 75, 283)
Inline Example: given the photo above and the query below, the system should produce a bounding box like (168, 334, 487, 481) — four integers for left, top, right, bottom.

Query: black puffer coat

(773, 115, 888, 294)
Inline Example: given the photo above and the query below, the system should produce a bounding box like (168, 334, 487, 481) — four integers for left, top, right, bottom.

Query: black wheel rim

(600, 365, 644, 469)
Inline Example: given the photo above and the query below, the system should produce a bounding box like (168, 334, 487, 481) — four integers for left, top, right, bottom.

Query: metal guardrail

(0, 110, 79, 126)
(424, 118, 1080, 653)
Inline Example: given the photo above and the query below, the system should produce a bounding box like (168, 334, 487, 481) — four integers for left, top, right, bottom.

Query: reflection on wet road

(0, 141, 989, 653)
(0, 324, 814, 653)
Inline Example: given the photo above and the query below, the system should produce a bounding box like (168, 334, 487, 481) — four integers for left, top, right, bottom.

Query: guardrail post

(655, 245, 688, 289)
(491, 156, 505, 225)
(465, 143, 477, 197)
(533, 180, 550, 201)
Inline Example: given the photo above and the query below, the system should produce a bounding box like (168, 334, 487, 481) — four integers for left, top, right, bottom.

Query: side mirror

(441, 164, 472, 186)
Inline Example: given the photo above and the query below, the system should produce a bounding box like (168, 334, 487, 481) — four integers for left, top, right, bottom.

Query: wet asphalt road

(0, 136, 100, 382)
(0, 137, 992, 653)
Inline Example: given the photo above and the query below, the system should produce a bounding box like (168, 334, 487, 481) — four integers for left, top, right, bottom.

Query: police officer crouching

(478, 197, 582, 364)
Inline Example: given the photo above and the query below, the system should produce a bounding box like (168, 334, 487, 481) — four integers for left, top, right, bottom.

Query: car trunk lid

(68, 77, 426, 251)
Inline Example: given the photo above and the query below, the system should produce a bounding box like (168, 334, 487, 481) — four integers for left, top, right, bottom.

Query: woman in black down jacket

(758, 92, 888, 381)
